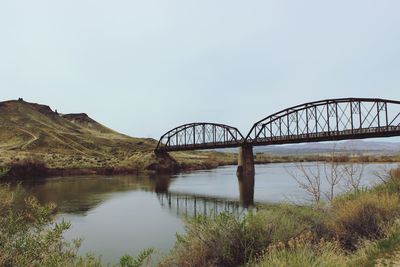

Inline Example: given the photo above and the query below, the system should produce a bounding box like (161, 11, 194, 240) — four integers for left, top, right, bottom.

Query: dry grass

(328, 193, 400, 250)
(160, 205, 326, 267)
(0, 100, 156, 168)
(255, 233, 346, 267)
(255, 153, 400, 164)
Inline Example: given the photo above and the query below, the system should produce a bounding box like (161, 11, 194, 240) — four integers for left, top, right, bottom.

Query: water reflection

(155, 171, 255, 216)
(150, 175, 171, 194)
(237, 172, 255, 207)
(17, 175, 158, 214)
(157, 192, 248, 217)
(16, 171, 255, 216)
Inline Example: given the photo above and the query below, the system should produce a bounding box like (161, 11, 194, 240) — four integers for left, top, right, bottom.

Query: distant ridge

(218, 139, 400, 155)
(252, 139, 400, 155)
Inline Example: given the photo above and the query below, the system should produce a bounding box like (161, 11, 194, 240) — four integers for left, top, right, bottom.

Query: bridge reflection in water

(157, 193, 247, 217)
(152, 172, 256, 217)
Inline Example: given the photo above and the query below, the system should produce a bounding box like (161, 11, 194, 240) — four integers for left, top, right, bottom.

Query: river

(14, 162, 399, 264)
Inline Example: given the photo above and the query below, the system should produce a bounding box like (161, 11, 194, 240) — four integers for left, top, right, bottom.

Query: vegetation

(255, 152, 400, 164)
(2, 157, 48, 179)
(0, 166, 8, 178)
(161, 167, 400, 267)
(0, 184, 152, 267)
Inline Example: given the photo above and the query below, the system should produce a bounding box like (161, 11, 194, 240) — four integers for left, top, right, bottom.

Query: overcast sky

(1, 1, 399, 139)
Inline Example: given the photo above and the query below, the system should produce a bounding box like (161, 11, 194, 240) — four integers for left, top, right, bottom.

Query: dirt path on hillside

(19, 128, 38, 149)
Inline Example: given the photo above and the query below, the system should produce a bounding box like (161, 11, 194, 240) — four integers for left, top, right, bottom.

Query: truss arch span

(156, 122, 244, 152)
(246, 98, 400, 145)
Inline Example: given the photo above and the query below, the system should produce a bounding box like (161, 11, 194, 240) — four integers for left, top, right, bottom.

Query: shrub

(0, 185, 94, 266)
(161, 213, 249, 267)
(346, 219, 400, 267)
(328, 193, 400, 250)
(257, 204, 327, 243)
(160, 205, 325, 267)
(0, 185, 152, 267)
(119, 248, 154, 267)
(254, 236, 345, 267)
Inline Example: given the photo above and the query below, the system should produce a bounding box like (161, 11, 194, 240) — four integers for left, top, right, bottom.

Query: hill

(0, 99, 236, 177)
(0, 99, 155, 154)
(0, 99, 161, 170)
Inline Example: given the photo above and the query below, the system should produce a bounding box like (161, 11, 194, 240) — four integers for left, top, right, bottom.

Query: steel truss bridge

(156, 98, 400, 152)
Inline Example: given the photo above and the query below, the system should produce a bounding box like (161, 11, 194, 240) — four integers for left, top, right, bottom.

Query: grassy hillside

(0, 99, 158, 170)
(0, 99, 237, 176)
(0, 99, 155, 154)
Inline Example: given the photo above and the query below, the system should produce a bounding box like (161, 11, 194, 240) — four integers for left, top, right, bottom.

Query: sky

(1, 0, 400, 139)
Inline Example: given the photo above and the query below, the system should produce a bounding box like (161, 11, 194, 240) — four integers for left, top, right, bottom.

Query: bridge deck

(157, 126, 400, 152)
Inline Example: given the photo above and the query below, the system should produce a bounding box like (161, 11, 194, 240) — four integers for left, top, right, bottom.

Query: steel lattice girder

(155, 98, 400, 152)
(156, 122, 244, 151)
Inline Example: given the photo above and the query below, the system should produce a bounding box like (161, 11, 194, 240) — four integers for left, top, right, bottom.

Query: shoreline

(1, 155, 399, 181)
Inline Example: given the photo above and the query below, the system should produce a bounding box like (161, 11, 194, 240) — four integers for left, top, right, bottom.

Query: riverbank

(160, 167, 400, 266)
(1, 150, 399, 180)
(0, 150, 236, 180)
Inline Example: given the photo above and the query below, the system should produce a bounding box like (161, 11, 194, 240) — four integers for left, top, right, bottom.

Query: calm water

(15, 162, 398, 264)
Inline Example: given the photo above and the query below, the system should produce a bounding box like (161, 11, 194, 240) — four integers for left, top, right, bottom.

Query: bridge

(155, 98, 400, 176)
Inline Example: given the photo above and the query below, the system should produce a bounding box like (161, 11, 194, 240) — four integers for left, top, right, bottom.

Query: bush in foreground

(160, 205, 325, 267)
(328, 193, 400, 250)
(0, 185, 94, 266)
(254, 219, 400, 267)
(0, 185, 152, 267)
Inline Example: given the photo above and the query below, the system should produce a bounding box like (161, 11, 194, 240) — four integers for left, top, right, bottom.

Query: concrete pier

(237, 144, 255, 177)
(236, 145, 255, 207)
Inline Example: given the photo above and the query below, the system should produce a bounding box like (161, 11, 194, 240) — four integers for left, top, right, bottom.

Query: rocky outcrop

(146, 152, 181, 173)
(62, 113, 97, 124)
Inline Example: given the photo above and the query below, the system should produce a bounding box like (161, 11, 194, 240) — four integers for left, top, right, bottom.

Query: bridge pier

(237, 144, 255, 207)
(237, 144, 255, 177)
